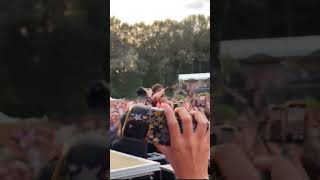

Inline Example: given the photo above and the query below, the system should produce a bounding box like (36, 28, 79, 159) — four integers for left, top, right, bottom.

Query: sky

(110, 0, 210, 24)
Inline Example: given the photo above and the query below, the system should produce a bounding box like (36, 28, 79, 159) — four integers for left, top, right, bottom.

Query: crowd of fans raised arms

(0, 118, 106, 180)
(109, 81, 210, 133)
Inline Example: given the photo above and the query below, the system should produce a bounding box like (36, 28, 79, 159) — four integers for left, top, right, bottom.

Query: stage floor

(110, 150, 160, 179)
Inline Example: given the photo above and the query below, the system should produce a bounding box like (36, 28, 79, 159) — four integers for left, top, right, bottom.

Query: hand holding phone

(122, 104, 198, 146)
(122, 103, 210, 179)
(155, 103, 210, 179)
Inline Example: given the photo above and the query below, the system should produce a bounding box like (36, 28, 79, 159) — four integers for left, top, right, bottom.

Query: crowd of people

(180, 80, 210, 95)
(110, 99, 145, 125)
(0, 117, 106, 180)
(110, 96, 210, 138)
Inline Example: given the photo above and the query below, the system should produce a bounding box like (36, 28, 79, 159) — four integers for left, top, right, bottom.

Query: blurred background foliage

(110, 15, 210, 98)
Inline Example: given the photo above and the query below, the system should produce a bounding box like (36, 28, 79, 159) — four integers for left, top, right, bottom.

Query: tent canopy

(220, 36, 320, 59)
(110, 97, 124, 101)
(178, 73, 210, 81)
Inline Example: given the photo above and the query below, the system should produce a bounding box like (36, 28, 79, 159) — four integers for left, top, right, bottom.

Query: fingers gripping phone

(122, 104, 198, 146)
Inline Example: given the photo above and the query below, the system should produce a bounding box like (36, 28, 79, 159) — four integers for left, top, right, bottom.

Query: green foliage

(214, 104, 238, 122)
(176, 95, 186, 101)
(305, 97, 320, 108)
(220, 55, 241, 83)
(110, 15, 210, 98)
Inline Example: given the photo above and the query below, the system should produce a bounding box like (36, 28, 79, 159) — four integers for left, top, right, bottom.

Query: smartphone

(122, 104, 198, 146)
(199, 95, 207, 108)
(286, 102, 306, 143)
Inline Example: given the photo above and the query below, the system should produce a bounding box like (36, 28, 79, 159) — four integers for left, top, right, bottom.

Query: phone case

(122, 104, 198, 146)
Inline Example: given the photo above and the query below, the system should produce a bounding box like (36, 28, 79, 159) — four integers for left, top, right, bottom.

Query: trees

(110, 15, 210, 98)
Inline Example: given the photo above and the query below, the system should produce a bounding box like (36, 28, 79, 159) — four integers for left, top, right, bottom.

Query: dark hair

(123, 120, 148, 139)
(37, 159, 59, 180)
(53, 134, 108, 180)
(86, 81, 108, 109)
(151, 84, 164, 95)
